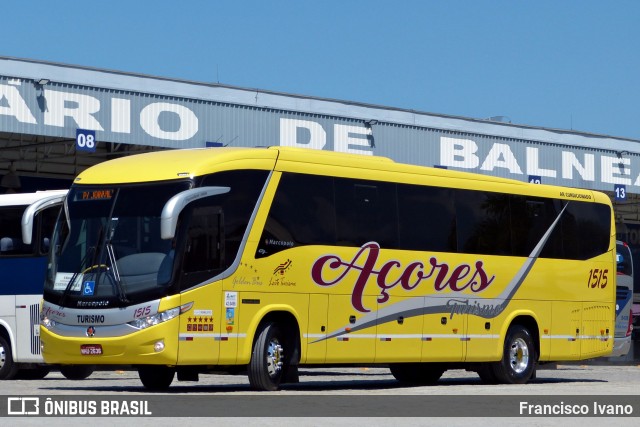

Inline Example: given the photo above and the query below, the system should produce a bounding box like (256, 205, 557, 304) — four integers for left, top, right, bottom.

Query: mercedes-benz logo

(86, 326, 96, 337)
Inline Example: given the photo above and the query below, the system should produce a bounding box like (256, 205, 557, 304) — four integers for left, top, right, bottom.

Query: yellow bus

(40, 147, 616, 390)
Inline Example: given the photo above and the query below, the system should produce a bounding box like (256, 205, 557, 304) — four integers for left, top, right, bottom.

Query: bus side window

(335, 178, 398, 248)
(37, 204, 62, 255)
(535, 199, 564, 259)
(397, 184, 455, 252)
(257, 173, 336, 258)
(0, 237, 17, 253)
(180, 205, 224, 290)
(0, 205, 33, 256)
(616, 243, 633, 276)
(510, 198, 550, 257)
(200, 169, 270, 267)
(455, 190, 511, 256)
(565, 202, 610, 260)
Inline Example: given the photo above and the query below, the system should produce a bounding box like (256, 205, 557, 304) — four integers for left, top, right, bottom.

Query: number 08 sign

(76, 128, 97, 152)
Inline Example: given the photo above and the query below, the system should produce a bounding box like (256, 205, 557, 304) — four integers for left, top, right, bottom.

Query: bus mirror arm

(160, 186, 230, 240)
(21, 191, 68, 245)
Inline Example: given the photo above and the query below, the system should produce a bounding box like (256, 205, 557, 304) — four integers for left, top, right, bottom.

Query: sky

(3, 1, 640, 140)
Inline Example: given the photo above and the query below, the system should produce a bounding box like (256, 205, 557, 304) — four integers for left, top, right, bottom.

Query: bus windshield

(44, 180, 191, 307)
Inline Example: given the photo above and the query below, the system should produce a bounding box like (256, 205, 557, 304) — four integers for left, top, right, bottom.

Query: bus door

(176, 205, 225, 365)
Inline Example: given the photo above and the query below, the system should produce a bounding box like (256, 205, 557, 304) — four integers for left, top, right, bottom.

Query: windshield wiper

(58, 190, 130, 307)
(60, 216, 109, 306)
(59, 245, 95, 307)
(95, 204, 129, 305)
(106, 239, 128, 304)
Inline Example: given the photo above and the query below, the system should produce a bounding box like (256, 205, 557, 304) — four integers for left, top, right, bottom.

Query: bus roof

(73, 147, 278, 184)
(72, 147, 608, 204)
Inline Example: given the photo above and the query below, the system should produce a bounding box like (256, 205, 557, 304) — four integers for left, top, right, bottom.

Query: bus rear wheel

(476, 363, 498, 384)
(138, 366, 175, 390)
(248, 322, 287, 391)
(0, 335, 19, 380)
(491, 325, 536, 384)
(390, 363, 445, 385)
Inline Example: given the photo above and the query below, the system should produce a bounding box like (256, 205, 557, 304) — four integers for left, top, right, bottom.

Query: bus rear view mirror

(21, 191, 68, 245)
(160, 186, 230, 240)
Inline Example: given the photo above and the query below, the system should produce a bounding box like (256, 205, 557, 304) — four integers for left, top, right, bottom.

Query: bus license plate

(80, 344, 103, 355)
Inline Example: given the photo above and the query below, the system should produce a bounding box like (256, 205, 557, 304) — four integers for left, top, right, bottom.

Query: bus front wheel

(492, 325, 536, 384)
(0, 335, 19, 380)
(138, 366, 175, 390)
(60, 365, 95, 380)
(248, 322, 287, 391)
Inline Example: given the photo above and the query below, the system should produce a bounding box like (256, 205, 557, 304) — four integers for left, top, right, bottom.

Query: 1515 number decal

(133, 306, 151, 318)
(587, 269, 609, 288)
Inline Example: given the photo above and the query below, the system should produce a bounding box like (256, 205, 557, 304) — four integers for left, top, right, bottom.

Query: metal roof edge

(2, 56, 639, 153)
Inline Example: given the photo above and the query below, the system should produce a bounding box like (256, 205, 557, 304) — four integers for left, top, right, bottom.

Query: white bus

(612, 240, 634, 357)
(0, 190, 93, 380)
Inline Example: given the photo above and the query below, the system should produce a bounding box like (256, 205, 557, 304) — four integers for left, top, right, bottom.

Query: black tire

(390, 363, 445, 385)
(59, 365, 95, 380)
(0, 335, 19, 380)
(248, 322, 287, 391)
(17, 367, 51, 380)
(138, 366, 175, 390)
(476, 363, 498, 384)
(491, 325, 537, 384)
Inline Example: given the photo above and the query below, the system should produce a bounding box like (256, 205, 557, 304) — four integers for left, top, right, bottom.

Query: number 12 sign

(76, 128, 96, 152)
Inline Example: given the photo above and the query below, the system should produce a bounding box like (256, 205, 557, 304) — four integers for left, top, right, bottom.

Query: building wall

(2, 57, 640, 195)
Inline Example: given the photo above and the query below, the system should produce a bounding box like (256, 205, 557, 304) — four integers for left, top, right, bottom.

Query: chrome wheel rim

(0, 344, 6, 369)
(509, 337, 529, 374)
(266, 338, 283, 378)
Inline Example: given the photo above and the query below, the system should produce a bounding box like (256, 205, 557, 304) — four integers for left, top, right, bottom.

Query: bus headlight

(40, 312, 56, 329)
(127, 307, 180, 330)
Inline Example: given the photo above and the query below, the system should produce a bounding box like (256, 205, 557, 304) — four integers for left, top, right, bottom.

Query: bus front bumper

(40, 321, 179, 366)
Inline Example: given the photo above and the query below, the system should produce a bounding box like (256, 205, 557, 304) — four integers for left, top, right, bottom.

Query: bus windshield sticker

(54, 272, 82, 291)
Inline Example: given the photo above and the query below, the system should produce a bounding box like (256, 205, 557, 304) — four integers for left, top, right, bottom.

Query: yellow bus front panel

(41, 317, 180, 365)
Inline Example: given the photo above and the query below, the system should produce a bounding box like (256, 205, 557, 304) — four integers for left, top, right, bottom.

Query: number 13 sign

(614, 184, 626, 201)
